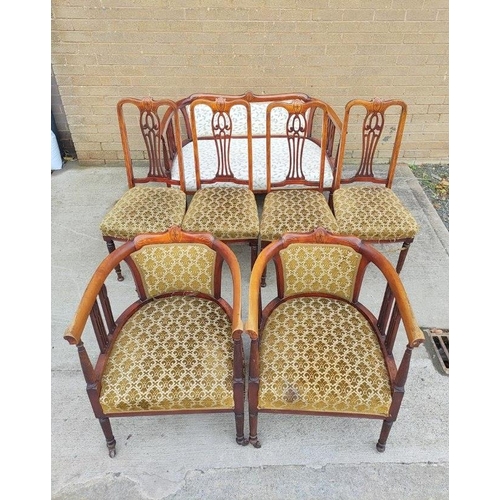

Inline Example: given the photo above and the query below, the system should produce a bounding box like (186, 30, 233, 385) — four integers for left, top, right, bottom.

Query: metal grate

(423, 328, 449, 375)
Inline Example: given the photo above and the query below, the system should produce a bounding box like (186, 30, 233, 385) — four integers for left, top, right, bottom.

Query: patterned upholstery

(333, 186, 419, 241)
(189, 101, 301, 137)
(258, 296, 392, 416)
(182, 187, 260, 240)
(100, 186, 186, 240)
(172, 138, 332, 192)
(281, 243, 361, 300)
(259, 190, 339, 242)
(130, 243, 216, 298)
(99, 296, 234, 413)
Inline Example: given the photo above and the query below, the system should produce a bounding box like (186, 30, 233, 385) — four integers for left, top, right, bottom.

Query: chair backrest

(189, 97, 254, 190)
(117, 97, 185, 190)
(64, 226, 243, 348)
(177, 91, 314, 141)
(333, 98, 407, 191)
(246, 227, 423, 353)
(265, 100, 342, 192)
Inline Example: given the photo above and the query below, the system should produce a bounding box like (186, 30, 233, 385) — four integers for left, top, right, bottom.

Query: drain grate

(423, 328, 449, 375)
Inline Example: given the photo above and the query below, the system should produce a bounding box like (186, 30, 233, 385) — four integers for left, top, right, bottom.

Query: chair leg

(378, 239, 412, 333)
(105, 239, 124, 281)
(233, 339, 248, 446)
(99, 417, 117, 458)
(248, 339, 261, 448)
(250, 240, 258, 269)
(376, 419, 394, 452)
(260, 241, 270, 287)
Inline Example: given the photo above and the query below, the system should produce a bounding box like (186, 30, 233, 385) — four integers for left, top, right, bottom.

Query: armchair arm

(64, 242, 135, 345)
(365, 243, 425, 348)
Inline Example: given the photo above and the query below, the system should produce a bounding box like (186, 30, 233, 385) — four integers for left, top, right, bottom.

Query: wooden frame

(102, 97, 187, 280)
(65, 226, 246, 457)
(245, 227, 425, 452)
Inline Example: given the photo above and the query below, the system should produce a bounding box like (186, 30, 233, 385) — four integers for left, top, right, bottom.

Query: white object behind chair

(51, 130, 63, 170)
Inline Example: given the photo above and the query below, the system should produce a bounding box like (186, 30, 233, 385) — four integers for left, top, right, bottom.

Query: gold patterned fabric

(258, 297, 392, 416)
(100, 186, 186, 240)
(281, 244, 361, 300)
(333, 186, 419, 241)
(99, 296, 234, 413)
(182, 187, 259, 240)
(130, 243, 216, 298)
(259, 190, 339, 242)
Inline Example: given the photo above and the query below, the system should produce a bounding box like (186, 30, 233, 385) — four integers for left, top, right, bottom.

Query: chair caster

(107, 440, 117, 457)
(249, 435, 261, 448)
(236, 436, 249, 446)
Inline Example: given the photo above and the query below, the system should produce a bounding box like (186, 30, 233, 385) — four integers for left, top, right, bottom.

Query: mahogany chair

(64, 226, 247, 457)
(100, 98, 187, 281)
(331, 98, 419, 328)
(258, 99, 342, 285)
(180, 97, 260, 269)
(246, 227, 425, 452)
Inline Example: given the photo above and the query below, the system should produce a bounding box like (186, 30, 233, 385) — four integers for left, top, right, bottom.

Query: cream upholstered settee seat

(169, 97, 337, 194)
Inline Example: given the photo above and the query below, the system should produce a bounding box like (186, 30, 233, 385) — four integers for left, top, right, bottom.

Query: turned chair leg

(248, 339, 261, 448)
(99, 417, 117, 458)
(378, 239, 412, 332)
(105, 239, 124, 281)
(259, 241, 270, 287)
(233, 339, 249, 446)
(376, 419, 394, 452)
(250, 240, 258, 270)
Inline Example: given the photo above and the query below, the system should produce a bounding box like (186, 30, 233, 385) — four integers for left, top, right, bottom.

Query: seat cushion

(258, 296, 392, 416)
(99, 186, 186, 240)
(182, 187, 260, 240)
(259, 190, 339, 242)
(333, 186, 419, 241)
(171, 138, 333, 193)
(99, 296, 234, 413)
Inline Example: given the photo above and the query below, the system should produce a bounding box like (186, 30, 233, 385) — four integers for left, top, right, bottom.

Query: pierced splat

(285, 109, 307, 181)
(139, 106, 169, 178)
(334, 98, 407, 189)
(189, 97, 253, 188)
(266, 99, 337, 191)
(211, 102, 235, 179)
(357, 109, 384, 178)
(116, 97, 185, 189)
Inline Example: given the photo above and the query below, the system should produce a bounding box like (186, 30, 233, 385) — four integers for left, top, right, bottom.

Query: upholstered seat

(100, 186, 186, 240)
(100, 296, 234, 413)
(172, 137, 333, 193)
(259, 189, 338, 243)
(246, 228, 425, 452)
(180, 97, 260, 268)
(258, 297, 392, 416)
(333, 186, 419, 241)
(64, 227, 246, 457)
(331, 98, 418, 329)
(182, 186, 260, 240)
(258, 99, 342, 285)
(101, 98, 187, 281)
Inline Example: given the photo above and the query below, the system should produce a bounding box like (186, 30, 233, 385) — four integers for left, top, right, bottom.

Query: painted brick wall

(51, 0, 448, 166)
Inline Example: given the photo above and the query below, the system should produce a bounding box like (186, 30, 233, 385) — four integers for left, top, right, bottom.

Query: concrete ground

(51, 162, 449, 499)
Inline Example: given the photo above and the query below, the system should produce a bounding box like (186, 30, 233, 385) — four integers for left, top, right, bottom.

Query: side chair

(180, 96, 260, 270)
(99, 97, 187, 281)
(258, 99, 342, 286)
(331, 98, 419, 329)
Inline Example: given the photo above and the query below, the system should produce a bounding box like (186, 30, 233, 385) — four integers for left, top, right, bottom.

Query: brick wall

(51, 0, 448, 166)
